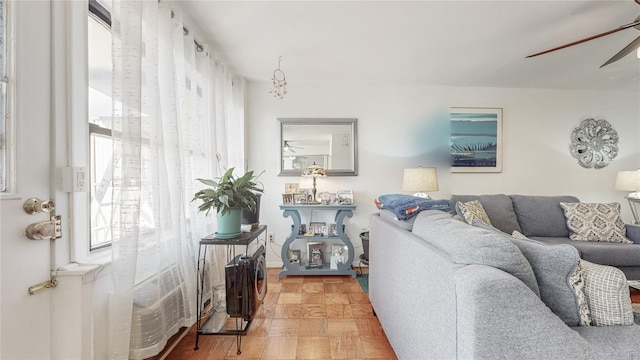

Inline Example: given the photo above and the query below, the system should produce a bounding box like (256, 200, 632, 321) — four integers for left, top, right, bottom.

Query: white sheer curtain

(108, 1, 245, 358)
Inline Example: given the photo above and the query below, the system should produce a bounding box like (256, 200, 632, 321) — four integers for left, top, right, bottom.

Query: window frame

(86, 1, 163, 252)
(0, 0, 16, 198)
(73, 0, 115, 260)
(88, 0, 115, 252)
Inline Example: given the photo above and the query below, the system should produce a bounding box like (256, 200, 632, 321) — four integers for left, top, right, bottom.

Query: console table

(279, 204, 356, 278)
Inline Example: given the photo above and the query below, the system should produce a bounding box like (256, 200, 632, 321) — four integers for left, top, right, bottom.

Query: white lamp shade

(402, 167, 438, 192)
(615, 170, 640, 192)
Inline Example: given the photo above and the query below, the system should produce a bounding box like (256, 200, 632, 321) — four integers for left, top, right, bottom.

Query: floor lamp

(615, 170, 640, 224)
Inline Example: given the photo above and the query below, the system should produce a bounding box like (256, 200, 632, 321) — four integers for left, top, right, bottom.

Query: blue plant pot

(216, 208, 242, 239)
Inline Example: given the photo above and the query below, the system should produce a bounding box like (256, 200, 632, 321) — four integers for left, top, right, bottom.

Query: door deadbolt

(25, 215, 62, 240)
(23, 198, 55, 214)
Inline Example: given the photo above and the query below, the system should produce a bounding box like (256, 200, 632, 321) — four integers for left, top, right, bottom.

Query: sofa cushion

(510, 230, 591, 327)
(472, 219, 589, 326)
(573, 325, 640, 358)
(559, 202, 632, 244)
(450, 194, 522, 234)
(455, 200, 492, 226)
(530, 236, 640, 268)
(412, 210, 539, 296)
(510, 195, 579, 237)
(626, 224, 640, 244)
(580, 260, 634, 326)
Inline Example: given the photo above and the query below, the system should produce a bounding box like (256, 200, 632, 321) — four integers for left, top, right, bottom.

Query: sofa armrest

(626, 224, 640, 244)
(369, 214, 457, 360)
(455, 265, 594, 359)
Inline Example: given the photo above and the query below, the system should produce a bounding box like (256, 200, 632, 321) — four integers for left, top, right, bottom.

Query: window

(88, 0, 157, 251)
(0, 0, 9, 192)
(88, 0, 114, 250)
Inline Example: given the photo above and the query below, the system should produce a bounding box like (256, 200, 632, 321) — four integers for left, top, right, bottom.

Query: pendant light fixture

(269, 56, 288, 99)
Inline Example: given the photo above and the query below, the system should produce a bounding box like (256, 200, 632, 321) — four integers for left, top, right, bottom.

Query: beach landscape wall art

(450, 107, 503, 173)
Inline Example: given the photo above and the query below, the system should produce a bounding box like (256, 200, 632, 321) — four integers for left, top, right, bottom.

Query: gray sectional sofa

(369, 201, 640, 359)
(450, 194, 640, 279)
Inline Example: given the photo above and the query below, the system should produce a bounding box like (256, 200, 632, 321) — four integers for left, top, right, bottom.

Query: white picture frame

(330, 244, 347, 269)
(336, 190, 353, 205)
(285, 183, 300, 194)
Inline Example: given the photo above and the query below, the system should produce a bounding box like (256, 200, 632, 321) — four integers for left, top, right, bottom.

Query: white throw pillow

(580, 260, 634, 326)
(560, 202, 632, 243)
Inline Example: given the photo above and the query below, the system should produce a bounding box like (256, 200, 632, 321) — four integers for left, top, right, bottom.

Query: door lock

(25, 215, 62, 240)
(23, 198, 55, 214)
(28, 278, 58, 295)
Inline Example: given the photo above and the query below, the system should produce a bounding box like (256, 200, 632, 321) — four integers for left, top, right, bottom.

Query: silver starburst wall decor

(569, 118, 619, 169)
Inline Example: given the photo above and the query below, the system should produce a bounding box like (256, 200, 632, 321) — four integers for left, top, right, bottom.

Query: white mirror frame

(278, 118, 358, 176)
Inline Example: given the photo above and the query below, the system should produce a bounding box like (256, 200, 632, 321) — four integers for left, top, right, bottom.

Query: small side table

(195, 225, 267, 354)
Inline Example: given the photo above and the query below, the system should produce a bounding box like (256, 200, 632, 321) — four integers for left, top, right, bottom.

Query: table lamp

(402, 167, 438, 199)
(302, 162, 327, 203)
(615, 170, 640, 224)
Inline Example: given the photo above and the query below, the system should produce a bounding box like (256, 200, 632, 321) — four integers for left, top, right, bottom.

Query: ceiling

(177, 0, 640, 90)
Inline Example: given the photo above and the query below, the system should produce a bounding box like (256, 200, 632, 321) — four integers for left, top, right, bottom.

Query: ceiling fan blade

(600, 35, 640, 67)
(283, 141, 295, 153)
(526, 19, 640, 58)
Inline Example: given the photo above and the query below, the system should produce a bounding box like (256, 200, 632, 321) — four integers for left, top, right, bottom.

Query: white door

(1, 1, 55, 358)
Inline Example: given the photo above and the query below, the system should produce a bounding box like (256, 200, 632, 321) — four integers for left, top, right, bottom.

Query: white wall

(246, 83, 640, 268)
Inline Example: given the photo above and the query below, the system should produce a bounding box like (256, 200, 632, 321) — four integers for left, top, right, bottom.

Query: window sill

(72, 246, 112, 273)
(55, 262, 105, 283)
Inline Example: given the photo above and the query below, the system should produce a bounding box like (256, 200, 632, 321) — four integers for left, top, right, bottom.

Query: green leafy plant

(192, 168, 264, 216)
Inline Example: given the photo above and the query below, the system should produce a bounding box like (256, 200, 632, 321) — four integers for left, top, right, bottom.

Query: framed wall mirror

(278, 118, 358, 176)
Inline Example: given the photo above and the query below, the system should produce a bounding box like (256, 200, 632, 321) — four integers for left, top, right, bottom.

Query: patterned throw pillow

(580, 260, 634, 326)
(559, 202, 632, 243)
(456, 200, 492, 226)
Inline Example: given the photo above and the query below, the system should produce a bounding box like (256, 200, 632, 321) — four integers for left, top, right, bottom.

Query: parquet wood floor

(163, 268, 397, 360)
(157, 271, 640, 360)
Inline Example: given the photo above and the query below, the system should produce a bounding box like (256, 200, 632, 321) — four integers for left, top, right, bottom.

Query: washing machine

(225, 244, 267, 320)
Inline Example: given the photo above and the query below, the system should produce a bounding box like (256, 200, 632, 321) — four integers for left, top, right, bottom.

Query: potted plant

(192, 167, 264, 239)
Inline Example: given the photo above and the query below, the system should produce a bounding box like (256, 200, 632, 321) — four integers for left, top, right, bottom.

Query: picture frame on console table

(330, 244, 347, 270)
(293, 193, 307, 204)
(307, 241, 324, 268)
(288, 249, 301, 264)
(450, 107, 503, 173)
(329, 223, 338, 237)
(337, 190, 353, 205)
(310, 222, 326, 236)
(284, 182, 300, 194)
